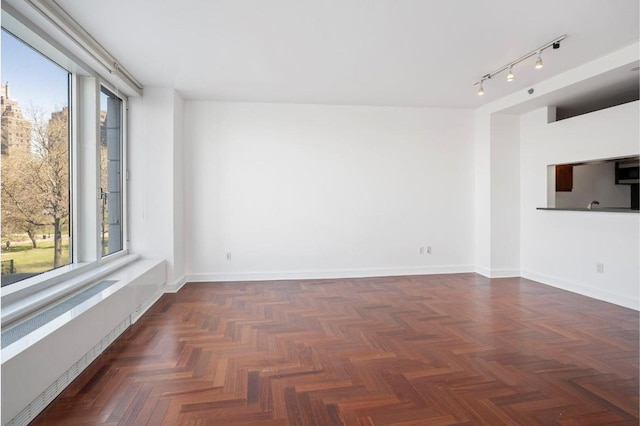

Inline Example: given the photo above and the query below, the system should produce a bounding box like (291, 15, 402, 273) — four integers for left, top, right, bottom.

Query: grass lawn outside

(1, 236, 70, 275)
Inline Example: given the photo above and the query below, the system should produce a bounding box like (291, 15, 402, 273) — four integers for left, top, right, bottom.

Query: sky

(1, 29, 69, 118)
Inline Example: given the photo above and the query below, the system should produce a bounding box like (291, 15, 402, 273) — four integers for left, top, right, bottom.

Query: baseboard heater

(1, 259, 166, 426)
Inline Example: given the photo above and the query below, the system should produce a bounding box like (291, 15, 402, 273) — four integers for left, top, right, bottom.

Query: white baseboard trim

(521, 270, 640, 311)
(164, 274, 188, 293)
(186, 265, 476, 283)
(475, 266, 520, 278)
(488, 269, 521, 278)
(475, 266, 491, 278)
(179, 268, 638, 311)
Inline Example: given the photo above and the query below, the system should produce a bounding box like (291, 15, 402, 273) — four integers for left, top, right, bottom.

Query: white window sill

(1, 252, 139, 327)
(1, 257, 165, 364)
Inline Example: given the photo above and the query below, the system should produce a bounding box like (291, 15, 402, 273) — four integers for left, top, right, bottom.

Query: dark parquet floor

(32, 274, 639, 425)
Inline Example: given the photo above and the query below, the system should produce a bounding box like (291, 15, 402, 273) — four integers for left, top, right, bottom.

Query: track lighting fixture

(475, 34, 565, 95)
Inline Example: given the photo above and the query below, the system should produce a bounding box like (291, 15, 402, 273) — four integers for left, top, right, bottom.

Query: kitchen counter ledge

(537, 207, 639, 213)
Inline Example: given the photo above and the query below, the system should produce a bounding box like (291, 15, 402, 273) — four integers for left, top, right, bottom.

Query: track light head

(506, 66, 515, 82)
(477, 81, 485, 96)
(535, 52, 543, 69)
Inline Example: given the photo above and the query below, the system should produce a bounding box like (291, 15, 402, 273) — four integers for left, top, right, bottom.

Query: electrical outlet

(427, 246, 432, 254)
(596, 263, 604, 273)
(226, 252, 232, 261)
(419, 247, 425, 255)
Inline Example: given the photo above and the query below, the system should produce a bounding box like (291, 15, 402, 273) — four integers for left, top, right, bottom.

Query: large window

(0, 24, 128, 288)
(1, 29, 71, 286)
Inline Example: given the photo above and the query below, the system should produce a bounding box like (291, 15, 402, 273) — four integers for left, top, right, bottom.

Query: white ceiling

(56, 0, 639, 108)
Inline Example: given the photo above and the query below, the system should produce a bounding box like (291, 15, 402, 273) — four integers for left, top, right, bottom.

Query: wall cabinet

(555, 165, 573, 192)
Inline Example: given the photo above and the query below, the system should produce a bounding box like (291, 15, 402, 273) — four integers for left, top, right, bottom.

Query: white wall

(473, 113, 491, 275)
(520, 101, 640, 310)
(473, 113, 521, 278)
(555, 161, 630, 208)
(490, 114, 520, 275)
(172, 92, 186, 286)
(129, 88, 184, 287)
(184, 102, 475, 280)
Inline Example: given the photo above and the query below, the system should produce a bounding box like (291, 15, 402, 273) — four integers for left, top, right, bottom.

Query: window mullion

(76, 76, 100, 262)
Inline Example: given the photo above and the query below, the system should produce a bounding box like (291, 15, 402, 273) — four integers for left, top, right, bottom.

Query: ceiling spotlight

(506, 66, 515, 82)
(535, 51, 543, 69)
(477, 81, 485, 96)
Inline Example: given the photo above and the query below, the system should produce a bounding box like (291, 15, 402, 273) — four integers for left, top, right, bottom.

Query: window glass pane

(100, 87, 123, 256)
(1, 29, 71, 286)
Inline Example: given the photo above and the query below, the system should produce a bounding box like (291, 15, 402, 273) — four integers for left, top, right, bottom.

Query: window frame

(99, 85, 126, 258)
(0, 8, 131, 323)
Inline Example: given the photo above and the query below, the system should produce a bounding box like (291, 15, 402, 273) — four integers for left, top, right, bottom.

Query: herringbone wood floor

(32, 274, 638, 425)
